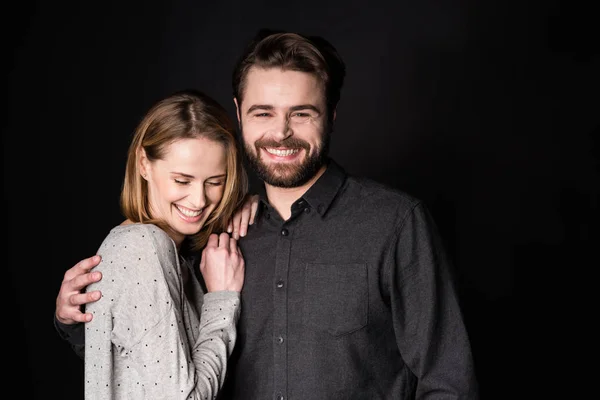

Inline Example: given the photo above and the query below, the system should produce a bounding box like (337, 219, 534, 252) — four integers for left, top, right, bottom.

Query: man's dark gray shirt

(55, 158, 478, 399)
(221, 159, 478, 399)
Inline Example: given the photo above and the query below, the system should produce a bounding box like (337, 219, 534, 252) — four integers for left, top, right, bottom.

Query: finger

(227, 219, 233, 233)
(250, 195, 259, 225)
(239, 204, 251, 237)
(206, 233, 219, 248)
(56, 310, 94, 325)
(69, 270, 103, 292)
(219, 232, 230, 248)
(199, 250, 207, 274)
(82, 313, 94, 323)
(69, 291, 102, 307)
(72, 312, 94, 323)
(231, 210, 242, 240)
(63, 255, 102, 282)
(229, 236, 238, 254)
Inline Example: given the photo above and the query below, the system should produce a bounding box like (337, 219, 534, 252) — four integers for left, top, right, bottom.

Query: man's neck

(265, 165, 327, 220)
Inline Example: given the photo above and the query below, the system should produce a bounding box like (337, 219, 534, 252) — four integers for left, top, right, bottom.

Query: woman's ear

(138, 147, 150, 180)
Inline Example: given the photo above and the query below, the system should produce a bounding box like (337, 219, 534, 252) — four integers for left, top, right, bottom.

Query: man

(55, 29, 479, 399)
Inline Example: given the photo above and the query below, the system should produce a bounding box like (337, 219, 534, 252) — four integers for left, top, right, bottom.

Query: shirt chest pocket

(303, 263, 368, 337)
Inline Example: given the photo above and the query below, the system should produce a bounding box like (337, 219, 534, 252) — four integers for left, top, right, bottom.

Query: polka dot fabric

(85, 223, 240, 399)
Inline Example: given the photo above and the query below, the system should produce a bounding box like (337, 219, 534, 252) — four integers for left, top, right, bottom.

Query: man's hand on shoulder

(55, 255, 103, 324)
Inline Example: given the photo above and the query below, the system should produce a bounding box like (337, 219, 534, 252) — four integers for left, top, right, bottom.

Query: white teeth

(265, 148, 299, 156)
(176, 206, 202, 217)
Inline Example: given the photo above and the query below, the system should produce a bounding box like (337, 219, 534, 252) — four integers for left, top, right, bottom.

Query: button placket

(273, 221, 290, 398)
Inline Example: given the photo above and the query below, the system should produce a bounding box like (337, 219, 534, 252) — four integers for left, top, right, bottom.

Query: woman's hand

(227, 194, 259, 239)
(200, 232, 245, 292)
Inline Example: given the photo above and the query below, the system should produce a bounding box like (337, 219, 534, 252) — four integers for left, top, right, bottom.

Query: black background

(6, 1, 598, 399)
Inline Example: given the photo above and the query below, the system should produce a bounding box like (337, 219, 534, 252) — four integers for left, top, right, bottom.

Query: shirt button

(281, 228, 289, 236)
(276, 395, 284, 400)
(304, 207, 311, 213)
(276, 336, 284, 344)
(276, 280, 284, 288)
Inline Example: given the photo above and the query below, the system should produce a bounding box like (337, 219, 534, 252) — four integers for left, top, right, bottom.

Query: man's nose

(271, 115, 292, 141)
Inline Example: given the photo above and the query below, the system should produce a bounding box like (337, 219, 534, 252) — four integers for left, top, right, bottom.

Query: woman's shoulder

(108, 223, 171, 243)
(99, 223, 175, 259)
(93, 223, 178, 282)
(88, 224, 178, 313)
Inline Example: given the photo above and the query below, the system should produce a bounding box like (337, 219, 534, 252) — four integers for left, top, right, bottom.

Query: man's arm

(54, 255, 103, 359)
(54, 316, 86, 359)
(390, 202, 479, 399)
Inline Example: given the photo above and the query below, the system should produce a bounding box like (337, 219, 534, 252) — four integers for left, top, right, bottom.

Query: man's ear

(328, 108, 337, 134)
(233, 97, 241, 124)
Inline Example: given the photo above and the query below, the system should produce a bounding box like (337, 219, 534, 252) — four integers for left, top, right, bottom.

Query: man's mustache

(254, 138, 310, 150)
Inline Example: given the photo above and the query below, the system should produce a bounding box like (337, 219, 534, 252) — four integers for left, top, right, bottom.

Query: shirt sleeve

(53, 316, 85, 360)
(84, 226, 240, 400)
(388, 202, 479, 399)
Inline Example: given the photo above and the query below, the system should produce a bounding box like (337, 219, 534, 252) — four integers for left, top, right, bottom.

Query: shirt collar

(256, 158, 347, 217)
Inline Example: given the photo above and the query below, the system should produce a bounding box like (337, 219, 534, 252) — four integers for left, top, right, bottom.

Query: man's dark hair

(232, 29, 346, 123)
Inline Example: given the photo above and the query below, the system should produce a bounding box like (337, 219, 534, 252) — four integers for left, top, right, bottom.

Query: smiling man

(235, 66, 330, 217)
(221, 30, 480, 399)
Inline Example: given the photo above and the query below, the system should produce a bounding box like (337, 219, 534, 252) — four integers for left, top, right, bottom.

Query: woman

(84, 89, 249, 399)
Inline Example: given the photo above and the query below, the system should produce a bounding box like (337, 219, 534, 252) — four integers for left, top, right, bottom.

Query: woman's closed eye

(206, 180, 225, 187)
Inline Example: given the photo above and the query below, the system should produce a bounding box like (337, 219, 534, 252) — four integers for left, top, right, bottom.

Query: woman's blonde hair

(120, 89, 248, 252)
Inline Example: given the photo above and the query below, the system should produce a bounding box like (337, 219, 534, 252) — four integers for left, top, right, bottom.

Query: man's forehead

(242, 67, 325, 106)
(247, 66, 323, 86)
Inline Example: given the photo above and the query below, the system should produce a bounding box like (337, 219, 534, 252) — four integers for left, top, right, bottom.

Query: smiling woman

(138, 137, 228, 246)
(81, 89, 249, 400)
(120, 89, 248, 253)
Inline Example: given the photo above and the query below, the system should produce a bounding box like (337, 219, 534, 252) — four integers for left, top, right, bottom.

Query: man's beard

(243, 131, 330, 188)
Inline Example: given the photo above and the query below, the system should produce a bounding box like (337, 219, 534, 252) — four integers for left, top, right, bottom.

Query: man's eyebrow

(246, 105, 274, 114)
(246, 104, 322, 114)
(289, 105, 321, 114)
